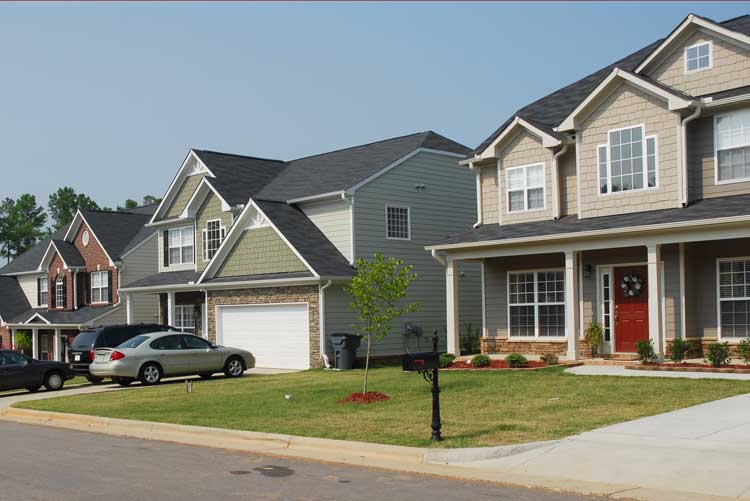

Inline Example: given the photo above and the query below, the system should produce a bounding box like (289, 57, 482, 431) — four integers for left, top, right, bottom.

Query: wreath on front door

(620, 272, 644, 297)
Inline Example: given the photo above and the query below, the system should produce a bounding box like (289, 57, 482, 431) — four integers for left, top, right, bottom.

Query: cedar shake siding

(165, 174, 205, 219)
(559, 148, 578, 216)
(196, 192, 234, 272)
(215, 227, 307, 278)
(479, 161, 499, 224)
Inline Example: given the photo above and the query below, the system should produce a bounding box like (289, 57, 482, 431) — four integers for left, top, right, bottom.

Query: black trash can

(330, 333, 361, 370)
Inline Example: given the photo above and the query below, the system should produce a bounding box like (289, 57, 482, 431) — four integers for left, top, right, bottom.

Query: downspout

(431, 249, 447, 267)
(469, 163, 483, 228)
(680, 104, 702, 207)
(319, 280, 333, 369)
(552, 144, 569, 220)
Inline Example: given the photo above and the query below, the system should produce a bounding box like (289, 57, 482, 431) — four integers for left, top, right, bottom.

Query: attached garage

(216, 302, 311, 370)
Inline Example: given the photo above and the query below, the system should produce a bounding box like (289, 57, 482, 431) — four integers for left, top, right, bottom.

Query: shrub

(635, 339, 655, 363)
(460, 324, 482, 355)
(667, 338, 692, 363)
(505, 353, 528, 368)
(14, 331, 32, 353)
(540, 353, 559, 366)
(737, 339, 750, 365)
(705, 342, 731, 368)
(471, 354, 491, 368)
(439, 353, 455, 368)
(584, 322, 604, 357)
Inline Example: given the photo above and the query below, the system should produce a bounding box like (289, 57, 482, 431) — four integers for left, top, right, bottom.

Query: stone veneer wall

(481, 338, 591, 358)
(206, 285, 321, 368)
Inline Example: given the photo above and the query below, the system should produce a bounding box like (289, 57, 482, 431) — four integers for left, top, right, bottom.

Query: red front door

(614, 266, 649, 353)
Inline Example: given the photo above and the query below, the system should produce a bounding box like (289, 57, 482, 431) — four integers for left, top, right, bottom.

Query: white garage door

(217, 303, 310, 370)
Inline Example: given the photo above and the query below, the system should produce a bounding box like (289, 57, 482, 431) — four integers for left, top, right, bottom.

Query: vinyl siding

(165, 174, 204, 219)
(559, 148, 578, 216)
(196, 193, 234, 272)
(687, 109, 750, 202)
(648, 30, 749, 97)
(578, 82, 679, 218)
(17, 274, 45, 308)
(341, 150, 481, 358)
(299, 198, 352, 263)
(215, 227, 307, 278)
(120, 234, 160, 324)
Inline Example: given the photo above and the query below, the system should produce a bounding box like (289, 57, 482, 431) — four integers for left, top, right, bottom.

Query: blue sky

(1, 2, 746, 209)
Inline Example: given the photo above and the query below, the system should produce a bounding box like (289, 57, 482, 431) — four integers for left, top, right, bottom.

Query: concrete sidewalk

(567, 364, 750, 379)
(438, 393, 750, 499)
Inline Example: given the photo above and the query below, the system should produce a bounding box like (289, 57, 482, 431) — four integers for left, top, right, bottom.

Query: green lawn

(17, 366, 750, 448)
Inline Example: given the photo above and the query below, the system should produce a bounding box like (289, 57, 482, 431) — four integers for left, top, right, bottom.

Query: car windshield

(71, 331, 99, 349)
(117, 335, 149, 349)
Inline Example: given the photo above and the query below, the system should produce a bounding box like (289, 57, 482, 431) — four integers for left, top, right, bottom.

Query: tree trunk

(362, 333, 372, 394)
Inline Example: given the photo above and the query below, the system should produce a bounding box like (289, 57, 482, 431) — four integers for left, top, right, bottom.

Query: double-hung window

(715, 109, 750, 183)
(39, 278, 48, 306)
(718, 258, 750, 338)
(508, 270, 565, 337)
(168, 226, 194, 266)
(202, 220, 226, 261)
(174, 305, 195, 332)
(55, 276, 64, 308)
(685, 41, 712, 73)
(386, 206, 410, 240)
(598, 125, 658, 194)
(91, 271, 109, 304)
(507, 163, 545, 212)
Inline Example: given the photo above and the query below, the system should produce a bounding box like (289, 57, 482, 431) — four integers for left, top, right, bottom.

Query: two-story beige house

(429, 13, 750, 360)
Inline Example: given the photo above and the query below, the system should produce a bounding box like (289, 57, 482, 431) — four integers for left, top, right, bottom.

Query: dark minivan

(69, 324, 174, 382)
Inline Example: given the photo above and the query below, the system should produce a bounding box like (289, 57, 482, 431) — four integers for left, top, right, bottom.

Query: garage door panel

(218, 303, 310, 370)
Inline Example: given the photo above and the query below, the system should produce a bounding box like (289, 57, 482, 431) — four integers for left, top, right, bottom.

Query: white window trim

(55, 276, 64, 309)
(174, 304, 196, 332)
(385, 205, 411, 241)
(646, 134, 660, 189)
(684, 40, 713, 75)
(598, 124, 658, 196)
(716, 256, 750, 341)
(202, 218, 226, 263)
(713, 109, 750, 186)
(39, 279, 48, 307)
(167, 225, 195, 266)
(505, 162, 546, 214)
(597, 268, 615, 350)
(506, 268, 566, 340)
(90, 270, 109, 305)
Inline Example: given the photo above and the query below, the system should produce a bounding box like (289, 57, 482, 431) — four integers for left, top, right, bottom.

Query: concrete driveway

(447, 393, 750, 499)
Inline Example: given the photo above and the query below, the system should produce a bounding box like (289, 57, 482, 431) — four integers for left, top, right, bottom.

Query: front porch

(9, 327, 80, 362)
(444, 235, 750, 361)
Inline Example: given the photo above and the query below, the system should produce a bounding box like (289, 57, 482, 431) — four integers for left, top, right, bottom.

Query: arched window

(56, 276, 64, 309)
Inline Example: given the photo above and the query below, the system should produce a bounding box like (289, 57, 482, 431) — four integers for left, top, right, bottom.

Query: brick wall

(73, 222, 119, 305)
(206, 285, 321, 368)
(48, 253, 74, 310)
(0, 325, 10, 349)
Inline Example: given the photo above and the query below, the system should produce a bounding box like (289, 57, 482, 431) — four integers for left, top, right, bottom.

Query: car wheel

(199, 373, 213, 380)
(45, 371, 65, 391)
(26, 386, 41, 393)
(224, 356, 245, 378)
(115, 377, 134, 387)
(139, 363, 162, 386)
(86, 375, 104, 384)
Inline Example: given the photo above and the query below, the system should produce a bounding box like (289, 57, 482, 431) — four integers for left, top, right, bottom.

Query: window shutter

(49, 278, 56, 309)
(37, 278, 42, 306)
(107, 270, 113, 304)
(163, 230, 169, 267)
(62, 276, 68, 309)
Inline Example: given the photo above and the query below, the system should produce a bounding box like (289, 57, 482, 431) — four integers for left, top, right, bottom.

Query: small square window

(386, 206, 410, 240)
(685, 41, 712, 73)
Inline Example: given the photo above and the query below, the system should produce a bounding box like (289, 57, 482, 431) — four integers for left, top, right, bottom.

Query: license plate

(74, 355, 81, 361)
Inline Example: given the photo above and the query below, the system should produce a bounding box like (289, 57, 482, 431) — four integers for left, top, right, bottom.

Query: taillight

(90, 350, 95, 361)
(110, 351, 126, 361)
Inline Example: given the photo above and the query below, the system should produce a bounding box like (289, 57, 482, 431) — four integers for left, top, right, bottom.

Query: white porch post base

(446, 258, 460, 356)
(565, 251, 580, 360)
(32, 328, 39, 359)
(647, 243, 664, 357)
(167, 292, 176, 327)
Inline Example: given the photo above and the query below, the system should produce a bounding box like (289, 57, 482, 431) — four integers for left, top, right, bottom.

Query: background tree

(48, 187, 99, 230)
(0, 195, 46, 263)
(117, 199, 139, 212)
(142, 195, 162, 206)
(345, 253, 419, 394)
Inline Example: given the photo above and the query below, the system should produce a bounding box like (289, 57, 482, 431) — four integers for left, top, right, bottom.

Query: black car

(0, 350, 76, 393)
(69, 324, 174, 383)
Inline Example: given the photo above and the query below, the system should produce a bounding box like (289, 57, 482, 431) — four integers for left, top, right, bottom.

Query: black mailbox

(402, 351, 440, 372)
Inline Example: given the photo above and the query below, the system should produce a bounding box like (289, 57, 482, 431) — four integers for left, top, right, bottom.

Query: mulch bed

(446, 360, 549, 370)
(628, 362, 750, 374)
(339, 391, 391, 404)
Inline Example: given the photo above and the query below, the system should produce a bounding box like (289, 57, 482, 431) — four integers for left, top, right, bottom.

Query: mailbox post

(402, 331, 442, 442)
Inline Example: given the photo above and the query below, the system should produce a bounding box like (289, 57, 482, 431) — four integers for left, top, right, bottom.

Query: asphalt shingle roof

(122, 270, 201, 289)
(80, 209, 153, 262)
(433, 194, 750, 247)
(9, 305, 119, 325)
(51, 240, 85, 267)
(0, 276, 31, 322)
(204, 271, 315, 285)
(0, 228, 66, 275)
(472, 14, 750, 156)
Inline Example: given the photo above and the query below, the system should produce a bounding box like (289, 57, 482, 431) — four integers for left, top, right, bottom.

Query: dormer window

(685, 41, 712, 73)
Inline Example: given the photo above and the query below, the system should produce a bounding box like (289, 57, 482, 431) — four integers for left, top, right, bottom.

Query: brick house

(0, 206, 159, 361)
(428, 13, 750, 360)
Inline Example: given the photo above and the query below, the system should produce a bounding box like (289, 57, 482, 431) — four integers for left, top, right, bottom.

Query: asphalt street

(0, 421, 595, 501)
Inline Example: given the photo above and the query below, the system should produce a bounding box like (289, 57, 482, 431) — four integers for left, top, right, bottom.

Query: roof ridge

(81, 208, 149, 216)
(193, 149, 286, 164)
(719, 13, 750, 24)
(289, 131, 429, 163)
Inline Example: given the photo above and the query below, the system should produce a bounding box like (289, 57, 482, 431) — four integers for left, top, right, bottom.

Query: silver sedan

(90, 331, 255, 387)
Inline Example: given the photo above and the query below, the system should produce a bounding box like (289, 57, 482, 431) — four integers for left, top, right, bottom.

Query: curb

(425, 439, 561, 463)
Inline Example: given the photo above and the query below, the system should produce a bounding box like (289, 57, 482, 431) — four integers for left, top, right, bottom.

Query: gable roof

(257, 131, 471, 202)
(49, 240, 85, 268)
(77, 210, 153, 262)
(0, 228, 66, 275)
(472, 14, 750, 157)
(0, 276, 31, 323)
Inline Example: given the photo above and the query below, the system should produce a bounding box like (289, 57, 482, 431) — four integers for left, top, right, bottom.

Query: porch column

(125, 293, 133, 325)
(647, 244, 664, 357)
(32, 328, 39, 359)
(54, 328, 61, 362)
(10, 328, 16, 350)
(565, 251, 580, 360)
(167, 292, 176, 327)
(446, 257, 460, 355)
